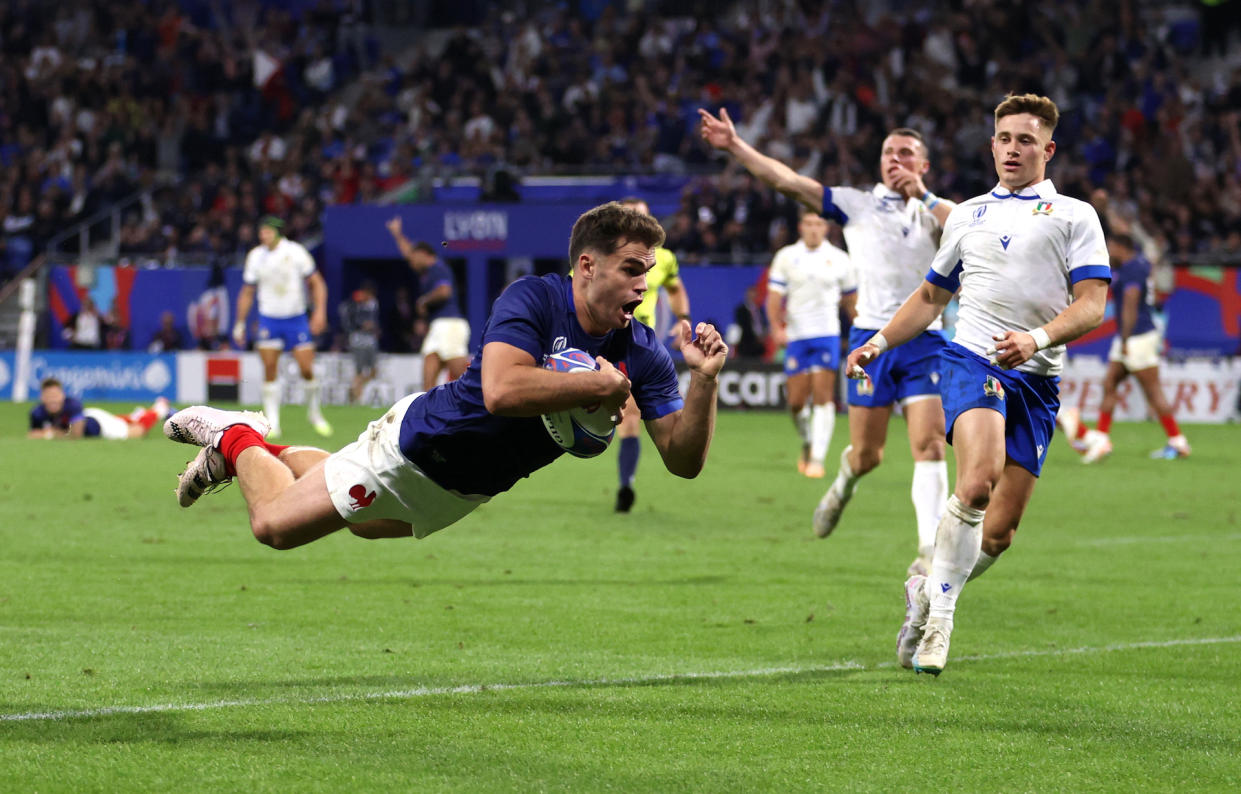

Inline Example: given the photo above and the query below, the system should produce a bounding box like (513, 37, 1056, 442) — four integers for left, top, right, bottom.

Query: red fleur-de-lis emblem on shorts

(349, 484, 376, 509)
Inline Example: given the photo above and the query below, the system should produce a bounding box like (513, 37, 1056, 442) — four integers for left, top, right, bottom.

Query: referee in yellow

(614, 197, 691, 512)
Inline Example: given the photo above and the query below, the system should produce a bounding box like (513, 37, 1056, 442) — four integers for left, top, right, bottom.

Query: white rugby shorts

(322, 393, 488, 537)
(83, 408, 131, 440)
(422, 317, 470, 360)
(1108, 328, 1162, 372)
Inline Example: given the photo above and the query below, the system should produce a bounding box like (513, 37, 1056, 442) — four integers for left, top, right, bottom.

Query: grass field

(1, 401, 1239, 792)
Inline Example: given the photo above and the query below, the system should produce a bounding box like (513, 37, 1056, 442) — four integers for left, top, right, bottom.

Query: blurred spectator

(729, 284, 769, 359)
(103, 309, 130, 350)
(148, 310, 185, 352)
(339, 280, 380, 402)
(63, 295, 103, 349)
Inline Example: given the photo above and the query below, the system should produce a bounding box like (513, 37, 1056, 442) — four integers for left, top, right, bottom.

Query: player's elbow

(482, 382, 519, 416)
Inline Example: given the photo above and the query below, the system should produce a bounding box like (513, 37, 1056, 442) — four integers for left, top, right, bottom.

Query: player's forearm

(657, 372, 717, 479)
(877, 282, 949, 349)
(1120, 292, 1139, 341)
(667, 287, 690, 320)
(1039, 283, 1108, 347)
(727, 138, 823, 212)
(309, 275, 328, 316)
(235, 288, 254, 324)
(390, 230, 419, 265)
(483, 366, 620, 417)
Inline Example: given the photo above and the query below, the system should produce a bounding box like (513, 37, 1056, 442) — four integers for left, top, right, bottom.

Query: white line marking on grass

(4, 635, 1238, 724)
(1077, 532, 1241, 547)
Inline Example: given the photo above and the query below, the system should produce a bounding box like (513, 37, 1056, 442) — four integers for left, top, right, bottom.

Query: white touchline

(3, 635, 1238, 723)
(1076, 532, 1241, 547)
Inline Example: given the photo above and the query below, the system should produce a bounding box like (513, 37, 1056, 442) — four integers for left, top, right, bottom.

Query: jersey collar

(990, 179, 1057, 201)
(871, 183, 908, 203)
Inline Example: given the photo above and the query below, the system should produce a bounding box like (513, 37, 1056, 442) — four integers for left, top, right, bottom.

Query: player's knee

(852, 445, 882, 474)
(912, 436, 946, 461)
(981, 533, 1013, 556)
(250, 513, 295, 550)
(955, 479, 993, 511)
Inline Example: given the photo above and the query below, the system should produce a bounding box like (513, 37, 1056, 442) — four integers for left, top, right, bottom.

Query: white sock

(911, 460, 949, 553)
(809, 402, 835, 464)
(794, 405, 811, 444)
(305, 378, 323, 421)
(925, 495, 984, 620)
(968, 550, 998, 582)
(830, 444, 859, 498)
(262, 381, 282, 429)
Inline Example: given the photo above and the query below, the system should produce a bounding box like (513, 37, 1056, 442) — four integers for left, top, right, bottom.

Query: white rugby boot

(1081, 430, 1112, 464)
(164, 405, 270, 448)
(906, 544, 934, 578)
(812, 446, 858, 538)
(897, 574, 930, 669)
(913, 617, 953, 676)
(176, 446, 232, 508)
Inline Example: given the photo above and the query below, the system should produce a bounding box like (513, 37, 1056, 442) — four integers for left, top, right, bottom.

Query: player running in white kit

(233, 216, 332, 438)
(699, 107, 955, 576)
(767, 209, 856, 477)
(847, 94, 1110, 675)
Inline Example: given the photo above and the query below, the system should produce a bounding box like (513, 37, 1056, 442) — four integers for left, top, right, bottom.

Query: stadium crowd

(3, 0, 1241, 342)
(0, 0, 377, 279)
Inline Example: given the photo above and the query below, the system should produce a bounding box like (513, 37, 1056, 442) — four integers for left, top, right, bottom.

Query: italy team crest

(984, 375, 1005, 400)
(1032, 201, 1054, 215)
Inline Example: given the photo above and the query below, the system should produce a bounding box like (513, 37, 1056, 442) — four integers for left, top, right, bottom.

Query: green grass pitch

(1, 401, 1238, 791)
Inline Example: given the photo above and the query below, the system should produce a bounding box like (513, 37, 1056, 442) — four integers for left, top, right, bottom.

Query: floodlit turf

(1, 401, 1239, 791)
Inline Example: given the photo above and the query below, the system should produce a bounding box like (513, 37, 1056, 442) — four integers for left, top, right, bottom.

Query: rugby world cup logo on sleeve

(969, 205, 988, 226)
(984, 375, 1005, 400)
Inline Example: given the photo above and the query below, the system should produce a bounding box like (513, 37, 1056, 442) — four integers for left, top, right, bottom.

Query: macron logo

(1000, 234, 1012, 250)
(940, 583, 952, 593)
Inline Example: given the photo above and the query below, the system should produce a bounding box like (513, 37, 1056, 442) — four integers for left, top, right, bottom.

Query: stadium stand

(2, 0, 1240, 347)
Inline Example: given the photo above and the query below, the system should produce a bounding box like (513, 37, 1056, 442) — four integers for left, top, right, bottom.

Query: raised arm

(698, 108, 824, 212)
(643, 321, 728, 478)
(385, 217, 423, 270)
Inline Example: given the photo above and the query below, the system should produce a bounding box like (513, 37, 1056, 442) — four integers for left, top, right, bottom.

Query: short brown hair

(569, 202, 665, 265)
(40, 377, 63, 391)
(994, 93, 1059, 134)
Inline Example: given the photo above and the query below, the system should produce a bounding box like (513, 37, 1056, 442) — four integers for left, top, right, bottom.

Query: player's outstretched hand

(844, 343, 881, 389)
(986, 331, 1038, 369)
(385, 216, 402, 236)
(594, 356, 632, 416)
(889, 164, 928, 200)
(698, 108, 739, 151)
(679, 320, 728, 379)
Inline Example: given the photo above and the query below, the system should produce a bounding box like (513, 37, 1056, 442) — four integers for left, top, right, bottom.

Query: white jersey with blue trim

(822, 183, 943, 331)
(243, 237, 317, 318)
(768, 239, 856, 340)
(926, 179, 1110, 377)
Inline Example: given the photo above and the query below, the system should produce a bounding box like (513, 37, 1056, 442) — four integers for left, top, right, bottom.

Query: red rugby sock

(219, 425, 267, 477)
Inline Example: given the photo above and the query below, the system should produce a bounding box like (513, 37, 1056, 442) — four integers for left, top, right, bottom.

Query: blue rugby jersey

(399, 274, 684, 496)
(1112, 254, 1157, 337)
(29, 396, 101, 436)
(418, 261, 465, 321)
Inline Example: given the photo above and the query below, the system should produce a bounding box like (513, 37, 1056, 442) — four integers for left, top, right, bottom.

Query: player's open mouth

(622, 299, 641, 317)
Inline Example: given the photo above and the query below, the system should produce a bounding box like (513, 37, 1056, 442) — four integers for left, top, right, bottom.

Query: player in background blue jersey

(164, 202, 728, 548)
(1059, 233, 1190, 462)
(386, 217, 471, 389)
(29, 377, 170, 440)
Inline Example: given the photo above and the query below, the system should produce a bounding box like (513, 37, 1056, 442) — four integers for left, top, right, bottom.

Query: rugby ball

(541, 349, 617, 458)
